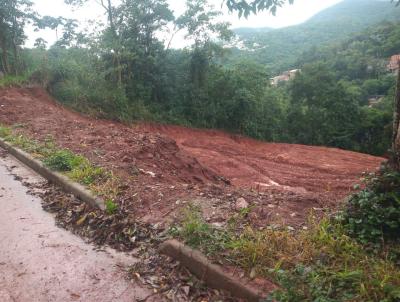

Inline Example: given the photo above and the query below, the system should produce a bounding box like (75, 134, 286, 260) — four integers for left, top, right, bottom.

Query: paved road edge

(0, 138, 104, 210)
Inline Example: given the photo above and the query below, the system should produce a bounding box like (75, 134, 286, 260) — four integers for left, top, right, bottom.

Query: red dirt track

(0, 87, 384, 227)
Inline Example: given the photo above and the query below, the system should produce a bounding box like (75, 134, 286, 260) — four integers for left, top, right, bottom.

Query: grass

(174, 206, 400, 302)
(0, 74, 29, 88)
(0, 124, 119, 210)
(105, 199, 118, 215)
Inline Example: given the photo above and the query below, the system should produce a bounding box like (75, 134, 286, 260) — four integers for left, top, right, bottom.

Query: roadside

(0, 149, 238, 301)
(0, 151, 156, 302)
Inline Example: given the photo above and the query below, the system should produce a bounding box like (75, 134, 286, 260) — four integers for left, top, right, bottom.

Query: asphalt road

(0, 152, 152, 302)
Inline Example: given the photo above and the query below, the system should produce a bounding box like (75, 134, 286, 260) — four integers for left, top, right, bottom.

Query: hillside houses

(270, 69, 300, 86)
(387, 54, 400, 73)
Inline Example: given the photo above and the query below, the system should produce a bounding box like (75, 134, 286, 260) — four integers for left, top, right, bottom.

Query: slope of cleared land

(0, 87, 384, 227)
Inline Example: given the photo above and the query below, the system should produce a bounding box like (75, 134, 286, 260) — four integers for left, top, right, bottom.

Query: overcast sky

(26, 0, 343, 48)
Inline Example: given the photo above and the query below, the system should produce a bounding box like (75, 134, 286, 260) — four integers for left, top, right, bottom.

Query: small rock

(211, 222, 223, 228)
(235, 197, 249, 210)
(250, 267, 257, 279)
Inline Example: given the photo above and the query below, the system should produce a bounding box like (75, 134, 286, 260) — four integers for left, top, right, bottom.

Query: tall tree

(176, 0, 233, 88)
(0, 0, 34, 75)
(65, 0, 123, 85)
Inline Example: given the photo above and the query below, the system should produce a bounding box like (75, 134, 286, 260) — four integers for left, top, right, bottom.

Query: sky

(26, 0, 343, 48)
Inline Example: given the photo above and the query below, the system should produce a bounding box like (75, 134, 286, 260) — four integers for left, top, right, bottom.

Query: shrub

(340, 167, 400, 245)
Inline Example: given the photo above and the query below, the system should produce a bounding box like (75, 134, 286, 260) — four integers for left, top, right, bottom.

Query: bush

(340, 167, 400, 245)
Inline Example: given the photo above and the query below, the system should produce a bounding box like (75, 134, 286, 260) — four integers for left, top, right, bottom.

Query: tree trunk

(0, 22, 10, 75)
(0, 43, 10, 75)
(105, 0, 122, 86)
(391, 65, 400, 170)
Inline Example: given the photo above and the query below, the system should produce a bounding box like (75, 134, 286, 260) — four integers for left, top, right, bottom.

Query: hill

(228, 0, 400, 74)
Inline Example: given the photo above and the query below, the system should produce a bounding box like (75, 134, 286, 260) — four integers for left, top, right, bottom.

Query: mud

(0, 153, 154, 302)
(0, 87, 384, 227)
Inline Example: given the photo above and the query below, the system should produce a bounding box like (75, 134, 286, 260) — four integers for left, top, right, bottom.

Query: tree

(0, 0, 35, 75)
(225, 0, 294, 17)
(65, 0, 123, 85)
(175, 0, 233, 88)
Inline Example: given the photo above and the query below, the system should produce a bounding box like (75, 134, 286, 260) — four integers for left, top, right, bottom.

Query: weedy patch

(0, 74, 29, 88)
(173, 204, 400, 302)
(0, 125, 11, 137)
(105, 199, 118, 215)
(0, 124, 120, 209)
(44, 150, 86, 172)
(170, 204, 231, 256)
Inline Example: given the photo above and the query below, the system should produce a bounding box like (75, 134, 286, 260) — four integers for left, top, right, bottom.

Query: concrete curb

(0, 138, 105, 210)
(159, 239, 266, 302)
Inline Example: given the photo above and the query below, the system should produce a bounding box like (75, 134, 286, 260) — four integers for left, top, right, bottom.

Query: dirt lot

(0, 87, 384, 228)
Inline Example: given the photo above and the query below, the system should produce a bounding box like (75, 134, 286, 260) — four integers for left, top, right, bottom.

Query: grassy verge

(172, 203, 400, 301)
(0, 124, 119, 213)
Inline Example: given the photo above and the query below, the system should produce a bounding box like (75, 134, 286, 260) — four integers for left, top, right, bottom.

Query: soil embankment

(0, 87, 384, 227)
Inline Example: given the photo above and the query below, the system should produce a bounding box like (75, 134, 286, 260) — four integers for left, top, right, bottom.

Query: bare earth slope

(0, 87, 384, 227)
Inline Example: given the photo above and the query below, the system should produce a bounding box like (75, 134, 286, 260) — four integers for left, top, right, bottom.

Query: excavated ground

(0, 87, 384, 228)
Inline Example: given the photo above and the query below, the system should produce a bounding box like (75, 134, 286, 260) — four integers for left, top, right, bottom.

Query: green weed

(174, 206, 400, 302)
(67, 164, 106, 185)
(0, 125, 11, 138)
(105, 199, 118, 215)
(43, 149, 86, 172)
(171, 205, 231, 256)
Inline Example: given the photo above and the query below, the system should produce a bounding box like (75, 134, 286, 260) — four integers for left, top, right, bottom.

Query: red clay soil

(0, 87, 384, 228)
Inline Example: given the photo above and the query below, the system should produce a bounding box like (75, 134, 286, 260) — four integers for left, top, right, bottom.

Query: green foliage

(0, 74, 29, 87)
(67, 165, 106, 185)
(171, 205, 230, 255)
(43, 149, 85, 172)
(105, 199, 118, 215)
(0, 125, 11, 137)
(340, 168, 400, 245)
(229, 0, 400, 74)
(174, 207, 400, 302)
(225, 0, 294, 17)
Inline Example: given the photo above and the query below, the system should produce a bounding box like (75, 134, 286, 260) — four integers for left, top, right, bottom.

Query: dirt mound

(0, 87, 384, 227)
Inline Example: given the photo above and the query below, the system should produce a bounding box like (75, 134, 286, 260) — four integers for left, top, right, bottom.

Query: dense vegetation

(230, 0, 400, 74)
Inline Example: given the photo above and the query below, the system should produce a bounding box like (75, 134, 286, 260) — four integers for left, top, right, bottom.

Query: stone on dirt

(235, 197, 249, 210)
